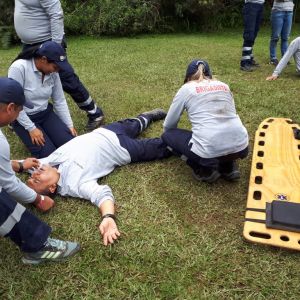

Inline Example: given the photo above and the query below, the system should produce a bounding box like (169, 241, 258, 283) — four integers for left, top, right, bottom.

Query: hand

(29, 128, 45, 146)
(266, 75, 278, 81)
(99, 217, 120, 246)
(22, 158, 40, 170)
(34, 195, 55, 213)
(69, 127, 77, 137)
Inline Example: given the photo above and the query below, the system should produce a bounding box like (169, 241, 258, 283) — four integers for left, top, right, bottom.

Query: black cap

(36, 41, 72, 72)
(0, 77, 34, 108)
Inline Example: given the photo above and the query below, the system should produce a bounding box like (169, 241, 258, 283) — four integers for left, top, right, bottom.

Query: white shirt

(163, 80, 249, 158)
(39, 128, 131, 207)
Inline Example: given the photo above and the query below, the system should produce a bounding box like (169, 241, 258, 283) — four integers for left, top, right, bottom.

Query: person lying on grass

(162, 59, 249, 183)
(24, 109, 171, 246)
(266, 37, 300, 81)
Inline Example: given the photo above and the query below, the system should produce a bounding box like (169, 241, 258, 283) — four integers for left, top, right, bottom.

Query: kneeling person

(162, 59, 249, 183)
(26, 109, 171, 246)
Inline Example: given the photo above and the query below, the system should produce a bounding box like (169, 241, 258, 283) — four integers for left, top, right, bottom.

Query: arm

(8, 64, 37, 132)
(51, 73, 75, 134)
(163, 86, 187, 132)
(0, 133, 36, 204)
(270, 38, 300, 78)
(99, 200, 120, 246)
(79, 181, 120, 245)
(40, 0, 64, 44)
(11, 158, 40, 173)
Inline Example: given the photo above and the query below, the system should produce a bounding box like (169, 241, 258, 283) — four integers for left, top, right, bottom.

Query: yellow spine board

(243, 118, 300, 250)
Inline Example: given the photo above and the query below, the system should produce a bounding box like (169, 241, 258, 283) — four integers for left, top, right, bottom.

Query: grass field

(1, 25, 300, 299)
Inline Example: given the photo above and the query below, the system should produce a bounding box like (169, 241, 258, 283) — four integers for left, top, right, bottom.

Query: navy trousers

(104, 115, 171, 162)
(241, 2, 264, 66)
(19, 40, 103, 119)
(0, 190, 51, 253)
(161, 128, 248, 172)
(12, 104, 75, 158)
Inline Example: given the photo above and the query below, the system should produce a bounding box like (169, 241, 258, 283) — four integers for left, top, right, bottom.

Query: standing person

(269, 0, 294, 66)
(162, 59, 249, 183)
(8, 41, 77, 158)
(23, 109, 170, 246)
(266, 36, 300, 80)
(0, 77, 80, 265)
(240, 0, 265, 72)
(14, 0, 104, 131)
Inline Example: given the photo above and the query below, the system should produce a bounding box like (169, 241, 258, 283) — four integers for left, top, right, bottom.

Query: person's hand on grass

(99, 217, 120, 246)
(266, 74, 278, 81)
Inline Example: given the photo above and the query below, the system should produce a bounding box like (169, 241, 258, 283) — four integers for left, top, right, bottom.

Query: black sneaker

(86, 115, 105, 131)
(192, 167, 220, 183)
(219, 161, 240, 181)
(240, 64, 253, 72)
(269, 59, 279, 66)
(141, 108, 167, 122)
(22, 238, 80, 265)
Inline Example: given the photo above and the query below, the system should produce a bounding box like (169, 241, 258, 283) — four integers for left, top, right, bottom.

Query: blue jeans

(270, 10, 293, 60)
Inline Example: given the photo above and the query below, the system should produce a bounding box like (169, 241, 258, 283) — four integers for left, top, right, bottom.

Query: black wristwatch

(18, 161, 24, 173)
(101, 214, 116, 221)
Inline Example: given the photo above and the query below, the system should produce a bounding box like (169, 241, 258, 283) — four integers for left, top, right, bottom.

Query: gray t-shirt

(272, 0, 294, 11)
(14, 0, 64, 44)
(245, 0, 265, 4)
(163, 80, 249, 159)
(273, 37, 300, 76)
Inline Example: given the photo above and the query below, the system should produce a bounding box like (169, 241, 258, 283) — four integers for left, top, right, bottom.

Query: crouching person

(162, 59, 249, 183)
(0, 77, 80, 264)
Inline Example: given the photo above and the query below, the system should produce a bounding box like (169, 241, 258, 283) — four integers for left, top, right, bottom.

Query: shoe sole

(22, 244, 80, 265)
(221, 171, 240, 182)
(192, 170, 221, 183)
(240, 67, 253, 72)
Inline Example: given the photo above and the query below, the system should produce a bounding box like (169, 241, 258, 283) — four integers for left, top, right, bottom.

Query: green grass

(1, 25, 300, 299)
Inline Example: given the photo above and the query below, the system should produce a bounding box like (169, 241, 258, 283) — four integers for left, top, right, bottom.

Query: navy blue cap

(36, 41, 72, 72)
(184, 59, 212, 83)
(0, 77, 34, 109)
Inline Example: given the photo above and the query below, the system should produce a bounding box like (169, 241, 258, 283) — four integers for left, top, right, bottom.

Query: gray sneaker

(141, 108, 167, 122)
(22, 238, 80, 265)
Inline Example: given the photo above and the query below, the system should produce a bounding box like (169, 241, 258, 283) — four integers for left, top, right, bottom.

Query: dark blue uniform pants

(104, 115, 171, 162)
(241, 2, 264, 66)
(20, 41, 103, 119)
(12, 104, 75, 158)
(0, 190, 51, 253)
(161, 128, 248, 172)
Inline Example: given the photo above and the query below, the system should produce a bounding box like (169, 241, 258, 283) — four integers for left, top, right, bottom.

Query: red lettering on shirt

(195, 84, 229, 94)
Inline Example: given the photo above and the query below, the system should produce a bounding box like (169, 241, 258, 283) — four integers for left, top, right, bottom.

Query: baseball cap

(184, 59, 212, 83)
(36, 41, 72, 72)
(0, 77, 34, 108)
